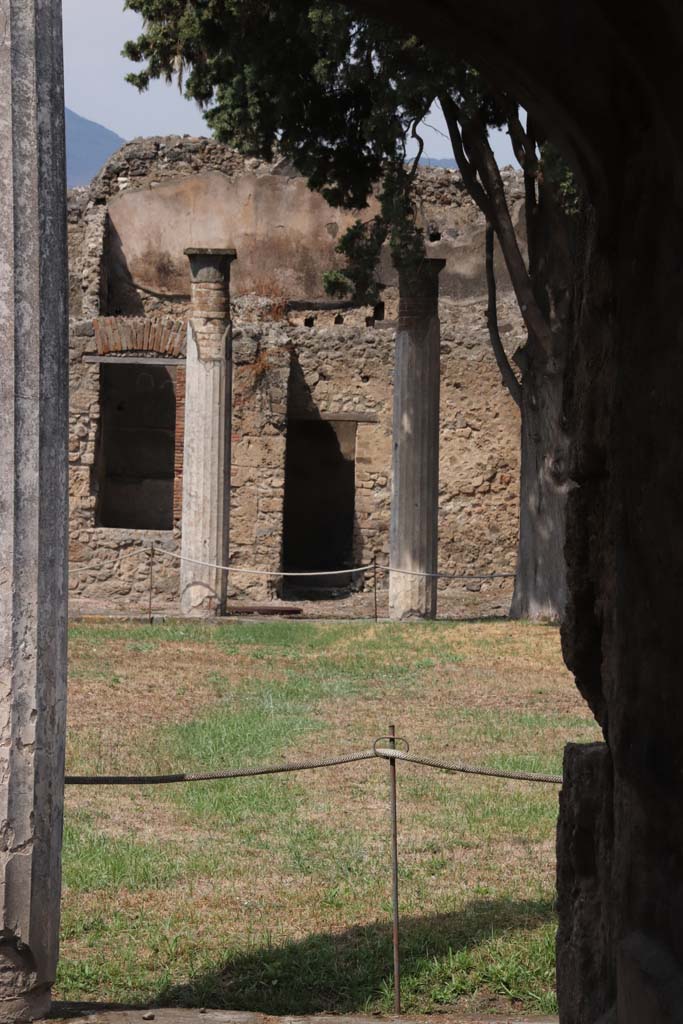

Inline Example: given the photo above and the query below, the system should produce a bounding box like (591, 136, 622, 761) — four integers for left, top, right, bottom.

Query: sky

(62, 0, 518, 166)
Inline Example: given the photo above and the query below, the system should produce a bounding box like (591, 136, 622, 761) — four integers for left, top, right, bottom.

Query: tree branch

(438, 92, 492, 218)
(460, 111, 554, 356)
(499, 100, 539, 237)
(485, 223, 522, 408)
(526, 113, 543, 153)
(502, 100, 538, 177)
(438, 93, 552, 359)
(407, 119, 424, 186)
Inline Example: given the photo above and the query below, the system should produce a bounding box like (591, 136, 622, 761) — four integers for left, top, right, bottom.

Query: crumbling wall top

(68, 135, 526, 318)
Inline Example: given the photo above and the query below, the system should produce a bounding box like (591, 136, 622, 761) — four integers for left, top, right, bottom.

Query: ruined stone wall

(295, 302, 521, 609)
(68, 135, 523, 321)
(67, 319, 181, 609)
(67, 189, 87, 317)
(65, 314, 285, 611)
(223, 296, 523, 615)
(228, 326, 290, 602)
(68, 297, 522, 615)
(286, 324, 394, 581)
(67, 137, 525, 617)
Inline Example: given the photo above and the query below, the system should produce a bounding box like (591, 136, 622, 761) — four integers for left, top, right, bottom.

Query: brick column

(389, 258, 445, 620)
(180, 248, 236, 615)
(0, 0, 69, 1018)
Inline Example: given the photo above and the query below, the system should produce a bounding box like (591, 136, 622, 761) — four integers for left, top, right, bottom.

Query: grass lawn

(59, 619, 600, 1019)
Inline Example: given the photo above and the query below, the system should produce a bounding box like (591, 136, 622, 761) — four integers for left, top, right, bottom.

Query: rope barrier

(374, 747, 562, 785)
(65, 749, 377, 786)
(64, 729, 561, 1015)
(376, 566, 516, 581)
(151, 546, 514, 582)
(65, 740, 561, 787)
(155, 548, 375, 578)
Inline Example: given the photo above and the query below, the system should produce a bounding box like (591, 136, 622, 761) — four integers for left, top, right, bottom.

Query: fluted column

(0, 0, 69, 1019)
(389, 258, 445, 620)
(180, 248, 236, 615)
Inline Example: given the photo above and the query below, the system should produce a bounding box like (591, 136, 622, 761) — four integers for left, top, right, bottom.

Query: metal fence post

(388, 724, 401, 1014)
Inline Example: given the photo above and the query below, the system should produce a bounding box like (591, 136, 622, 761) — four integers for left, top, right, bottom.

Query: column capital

(398, 258, 446, 322)
(185, 248, 236, 354)
(184, 248, 237, 284)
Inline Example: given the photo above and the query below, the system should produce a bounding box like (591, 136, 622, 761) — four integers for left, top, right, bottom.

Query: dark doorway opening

(96, 363, 176, 530)
(282, 419, 356, 597)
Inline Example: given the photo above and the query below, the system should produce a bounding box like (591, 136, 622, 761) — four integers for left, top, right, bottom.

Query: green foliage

(322, 269, 354, 300)
(324, 216, 387, 303)
(541, 143, 580, 216)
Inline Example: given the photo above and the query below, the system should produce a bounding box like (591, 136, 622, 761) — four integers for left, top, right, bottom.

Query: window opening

(96, 363, 176, 530)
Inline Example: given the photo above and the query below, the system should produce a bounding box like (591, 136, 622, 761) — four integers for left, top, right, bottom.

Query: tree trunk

(510, 344, 570, 620)
(510, 164, 575, 622)
(441, 96, 576, 621)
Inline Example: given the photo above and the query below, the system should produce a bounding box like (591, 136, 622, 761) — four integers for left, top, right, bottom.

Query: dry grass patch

(59, 619, 599, 1018)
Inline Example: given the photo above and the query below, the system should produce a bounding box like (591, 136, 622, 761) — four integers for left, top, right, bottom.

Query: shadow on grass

(155, 897, 554, 1014)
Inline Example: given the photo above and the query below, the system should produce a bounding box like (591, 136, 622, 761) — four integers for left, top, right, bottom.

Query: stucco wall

(105, 170, 364, 311)
(71, 135, 523, 319)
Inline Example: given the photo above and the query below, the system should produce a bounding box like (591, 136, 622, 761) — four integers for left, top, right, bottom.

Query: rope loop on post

(373, 736, 410, 755)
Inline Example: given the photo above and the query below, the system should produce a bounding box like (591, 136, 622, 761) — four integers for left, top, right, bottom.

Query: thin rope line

(155, 548, 374, 578)
(153, 547, 514, 582)
(373, 747, 562, 785)
(65, 749, 377, 786)
(376, 566, 515, 581)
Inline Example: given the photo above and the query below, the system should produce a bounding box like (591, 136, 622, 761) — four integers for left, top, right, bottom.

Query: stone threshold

(48, 1007, 558, 1024)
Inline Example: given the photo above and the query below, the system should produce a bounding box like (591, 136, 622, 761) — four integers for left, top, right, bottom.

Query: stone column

(0, 1, 69, 1020)
(180, 248, 236, 616)
(389, 258, 445, 620)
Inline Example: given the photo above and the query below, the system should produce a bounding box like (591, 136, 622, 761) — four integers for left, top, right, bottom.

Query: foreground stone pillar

(389, 258, 445, 620)
(556, 743, 615, 1023)
(0, 1, 69, 1019)
(180, 248, 236, 615)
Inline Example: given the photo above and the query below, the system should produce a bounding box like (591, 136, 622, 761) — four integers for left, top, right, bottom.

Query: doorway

(282, 419, 357, 596)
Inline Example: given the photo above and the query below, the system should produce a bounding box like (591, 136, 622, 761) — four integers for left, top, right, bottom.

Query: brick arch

(93, 316, 186, 357)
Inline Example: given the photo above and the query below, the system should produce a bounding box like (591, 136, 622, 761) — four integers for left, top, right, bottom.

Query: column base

(0, 943, 52, 1024)
(389, 579, 437, 620)
(0, 988, 51, 1024)
(388, 607, 437, 621)
(387, 602, 436, 618)
(180, 582, 223, 616)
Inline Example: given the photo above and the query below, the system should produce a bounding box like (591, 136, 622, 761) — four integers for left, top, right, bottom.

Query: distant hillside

(66, 108, 125, 188)
(420, 157, 457, 169)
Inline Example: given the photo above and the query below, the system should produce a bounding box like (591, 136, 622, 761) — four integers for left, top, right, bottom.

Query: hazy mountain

(66, 108, 125, 188)
(420, 157, 457, 169)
